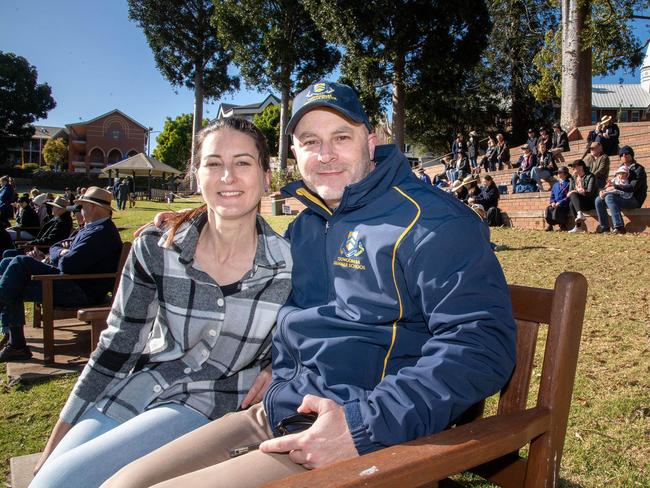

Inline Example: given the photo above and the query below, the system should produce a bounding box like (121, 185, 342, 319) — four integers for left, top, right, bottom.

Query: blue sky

(1, 1, 648, 150)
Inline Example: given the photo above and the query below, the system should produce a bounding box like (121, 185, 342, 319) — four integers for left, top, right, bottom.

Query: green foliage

(212, 0, 340, 167)
(0, 51, 56, 162)
(42, 138, 68, 166)
(303, 0, 491, 148)
(253, 105, 281, 156)
(152, 114, 207, 170)
(269, 167, 300, 192)
(22, 163, 39, 171)
(127, 0, 237, 99)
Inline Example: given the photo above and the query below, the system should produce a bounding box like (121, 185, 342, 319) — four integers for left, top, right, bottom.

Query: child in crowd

(603, 166, 634, 200)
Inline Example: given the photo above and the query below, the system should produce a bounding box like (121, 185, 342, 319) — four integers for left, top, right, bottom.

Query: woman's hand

(240, 366, 272, 409)
(33, 420, 73, 475)
(132, 210, 186, 237)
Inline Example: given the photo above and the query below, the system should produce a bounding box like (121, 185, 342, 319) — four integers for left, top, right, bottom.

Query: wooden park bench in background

(31, 242, 131, 364)
(267, 271, 588, 488)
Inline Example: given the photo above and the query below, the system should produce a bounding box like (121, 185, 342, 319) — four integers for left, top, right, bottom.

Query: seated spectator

(594, 145, 647, 234)
(461, 174, 480, 204)
(583, 141, 610, 189)
(417, 167, 432, 185)
(467, 130, 480, 170)
(24, 197, 73, 248)
(33, 193, 50, 226)
(538, 126, 551, 149)
(64, 187, 76, 205)
(567, 160, 597, 233)
(544, 166, 571, 231)
(434, 174, 450, 189)
(511, 145, 537, 192)
(551, 123, 570, 163)
(443, 155, 457, 182)
(468, 174, 499, 212)
(526, 128, 538, 155)
(495, 133, 510, 170)
(7, 195, 40, 241)
(596, 115, 620, 156)
(582, 121, 602, 158)
(0, 187, 122, 361)
(531, 141, 557, 190)
(450, 179, 468, 201)
(480, 136, 498, 172)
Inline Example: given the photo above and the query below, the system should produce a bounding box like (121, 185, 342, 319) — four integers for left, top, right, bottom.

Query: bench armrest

(264, 407, 551, 488)
(31, 272, 118, 282)
(77, 307, 111, 321)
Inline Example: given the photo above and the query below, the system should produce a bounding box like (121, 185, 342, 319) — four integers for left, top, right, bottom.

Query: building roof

(101, 153, 182, 177)
(32, 125, 67, 139)
(216, 94, 280, 120)
(592, 84, 650, 110)
(66, 109, 148, 131)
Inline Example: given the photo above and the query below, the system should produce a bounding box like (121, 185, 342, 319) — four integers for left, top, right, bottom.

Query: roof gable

(66, 109, 148, 131)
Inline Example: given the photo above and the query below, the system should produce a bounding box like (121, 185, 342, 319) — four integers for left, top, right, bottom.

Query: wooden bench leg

(33, 303, 42, 328)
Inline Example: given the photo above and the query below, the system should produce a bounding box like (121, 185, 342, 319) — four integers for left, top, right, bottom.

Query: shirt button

(202, 349, 209, 357)
(184, 367, 192, 374)
(208, 329, 217, 337)
(153, 385, 162, 393)
(217, 298, 224, 307)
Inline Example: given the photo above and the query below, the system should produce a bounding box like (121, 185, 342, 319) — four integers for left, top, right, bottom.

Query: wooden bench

(266, 272, 588, 488)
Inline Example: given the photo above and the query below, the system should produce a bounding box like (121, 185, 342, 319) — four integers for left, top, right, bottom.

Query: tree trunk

(560, 0, 592, 130)
(279, 82, 290, 171)
(392, 54, 406, 152)
(190, 67, 204, 191)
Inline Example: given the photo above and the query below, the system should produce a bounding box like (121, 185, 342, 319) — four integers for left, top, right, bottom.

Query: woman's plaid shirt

(60, 213, 292, 424)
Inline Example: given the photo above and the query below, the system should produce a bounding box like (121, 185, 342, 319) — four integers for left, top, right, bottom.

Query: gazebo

(101, 153, 183, 198)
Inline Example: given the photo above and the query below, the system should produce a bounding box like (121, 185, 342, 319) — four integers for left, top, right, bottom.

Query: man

(511, 145, 537, 192)
(7, 195, 40, 241)
(0, 187, 122, 361)
(594, 145, 647, 234)
(106, 81, 516, 487)
(417, 167, 431, 185)
(597, 115, 620, 156)
(526, 128, 538, 155)
(583, 141, 610, 189)
(566, 160, 597, 233)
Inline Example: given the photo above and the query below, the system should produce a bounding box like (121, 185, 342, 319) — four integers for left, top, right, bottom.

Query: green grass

(1, 215, 648, 487)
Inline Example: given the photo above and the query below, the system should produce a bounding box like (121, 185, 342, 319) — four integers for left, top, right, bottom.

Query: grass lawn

(1, 201, 648, 486)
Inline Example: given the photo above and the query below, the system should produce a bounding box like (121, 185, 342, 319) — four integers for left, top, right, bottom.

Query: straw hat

(75, 186, 113, 210)
(33, 194, 48, 206)
(462, 175, 478, 187)
(46, 196, 70, 209)
(451, 180, 464, 193)
(600, 115, 612, 124)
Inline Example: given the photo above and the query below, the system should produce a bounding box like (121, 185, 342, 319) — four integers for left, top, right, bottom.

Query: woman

(30, 118, 292, 488)
(495, 133, 510, 170)
(544, 166, 571, 231)
(480, 136, 498, 172)
(7, 195, 40, 241)
(530, 142, 557, 191)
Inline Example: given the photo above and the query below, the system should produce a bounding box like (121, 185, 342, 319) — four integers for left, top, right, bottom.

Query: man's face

(291, 108, 377, 208)
(620, 153, 633, 166)
(590, 143, 602, 156)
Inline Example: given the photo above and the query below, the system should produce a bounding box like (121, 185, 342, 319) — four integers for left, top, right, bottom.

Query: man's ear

(290, 144, 297, 160)
(367, 132, 378, 160)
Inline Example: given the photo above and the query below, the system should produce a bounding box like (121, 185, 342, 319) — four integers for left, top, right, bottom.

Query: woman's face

(196, 128, 269, 222)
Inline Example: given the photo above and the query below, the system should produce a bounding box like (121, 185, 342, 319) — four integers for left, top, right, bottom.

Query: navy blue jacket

(265, 144, 516, 454)
(49, 218, 123, 302)
(28, 213, 73, 246)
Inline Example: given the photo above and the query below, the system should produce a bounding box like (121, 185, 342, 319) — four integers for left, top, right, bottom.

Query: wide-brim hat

(286, 81, 372, 135)
(75, 186, 113, 210)
(46, 196, 70, 209)
(451, 180, 464, 192)
(469, 131, 478, 136)
(33, 194, 48, 206)
(462, 175, 478, 187)
(600, 115, 612, 124)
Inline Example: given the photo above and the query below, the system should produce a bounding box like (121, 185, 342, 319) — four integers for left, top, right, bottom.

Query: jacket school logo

(334, 231, 366, 270)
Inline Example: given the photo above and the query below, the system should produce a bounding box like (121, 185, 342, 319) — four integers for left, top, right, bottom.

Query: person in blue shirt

(544, 166, 571, 231)
(417, 167, 431, 185)
(0, 187, 122, 361)
(105, 81, 516, 488)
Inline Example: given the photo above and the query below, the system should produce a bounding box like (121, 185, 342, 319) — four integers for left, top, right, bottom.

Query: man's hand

(240, 366, 272, 409)
(27, 248, 46, 261)
(259, 395, 358, 469)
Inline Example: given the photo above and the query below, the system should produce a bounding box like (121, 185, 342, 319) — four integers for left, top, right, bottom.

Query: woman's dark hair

(165, 118, 270, 246)
(483, 174, 493, 182)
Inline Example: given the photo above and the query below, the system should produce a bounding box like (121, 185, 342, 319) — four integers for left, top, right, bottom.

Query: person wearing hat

(566, 160, 597, 233)
(594, 145, 647, 234)
(417, 166, 431, 185)
(6, 195, 40, 241)
(461, 174, 480, 204)
(0, 186, 122, 362)
(544, 166, 571, 231)
(32, 192, 51, 226)
(582, 141, 610, 189)
(596, 115, 620, 156)
(107, 81, 516, 487)
(550, 123, 570, 163)
(511, 145, 537, 193)
(467, 130, 480, 169)
(24, 196, 73, 249)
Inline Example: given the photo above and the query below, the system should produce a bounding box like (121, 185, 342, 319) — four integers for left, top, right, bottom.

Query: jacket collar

(282, 144, 410, 217)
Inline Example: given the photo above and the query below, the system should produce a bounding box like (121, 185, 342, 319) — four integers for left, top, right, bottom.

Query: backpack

(515, 182, 537, 193)
(487, 207, 503, 227)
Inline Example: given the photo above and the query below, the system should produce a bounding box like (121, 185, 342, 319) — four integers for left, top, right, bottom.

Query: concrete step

(503, 207, 650, 233)
(10, 453, 40, 488)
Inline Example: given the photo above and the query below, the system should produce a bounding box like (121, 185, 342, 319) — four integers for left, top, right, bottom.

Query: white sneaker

(568, 224, 585, 233)
(575, 211, 586, 222)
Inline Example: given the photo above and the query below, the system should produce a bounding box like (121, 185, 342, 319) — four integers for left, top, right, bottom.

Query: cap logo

(305, 82, 336, 105)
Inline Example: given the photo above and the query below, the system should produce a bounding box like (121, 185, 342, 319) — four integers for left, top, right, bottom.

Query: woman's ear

(264, 170, 271, 193)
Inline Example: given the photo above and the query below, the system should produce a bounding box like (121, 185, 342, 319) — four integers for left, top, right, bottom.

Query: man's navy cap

(286, 81, 372, 135)
(619, 145, 634, 157)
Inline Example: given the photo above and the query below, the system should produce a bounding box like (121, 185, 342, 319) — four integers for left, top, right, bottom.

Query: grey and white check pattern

(60, 213, 292, 424)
